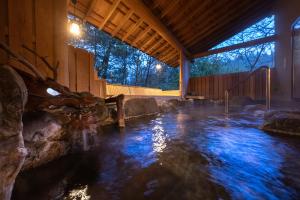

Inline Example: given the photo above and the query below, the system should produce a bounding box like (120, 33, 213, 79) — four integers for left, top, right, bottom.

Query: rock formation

(262, 110, 300, 136)
(17, 70, 110, 169)
(124, 98, 159, 119)
(0, 65, 28, 200)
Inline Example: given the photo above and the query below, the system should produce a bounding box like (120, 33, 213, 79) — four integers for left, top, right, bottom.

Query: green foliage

(68, 17, 179, 90)
(191, 16, 275, 77)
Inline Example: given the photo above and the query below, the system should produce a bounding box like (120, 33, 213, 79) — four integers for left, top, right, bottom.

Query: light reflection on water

(65, 185, 90, 200)
(13, 104, 300, 200)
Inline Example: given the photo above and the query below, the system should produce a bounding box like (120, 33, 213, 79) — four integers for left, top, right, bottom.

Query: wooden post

(179, 50, 190, 98)
(105, 94, 125, 127)
(0, 0, 8, 65)
(116, 94, 125, 127)
(54, 0, 69, 87)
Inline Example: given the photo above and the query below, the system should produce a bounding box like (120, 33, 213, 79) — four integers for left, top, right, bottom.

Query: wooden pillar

(54, 0, 69, 87)
(105, 94, 125, 127)
(179, 50, 190, 98)
(0, 0, 8, 65)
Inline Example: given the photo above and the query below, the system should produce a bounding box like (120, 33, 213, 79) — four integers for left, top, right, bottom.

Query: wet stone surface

(12, 104, 300, 200)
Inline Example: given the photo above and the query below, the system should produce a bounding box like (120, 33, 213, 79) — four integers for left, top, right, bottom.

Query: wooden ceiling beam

(183, 0, 254, 46)
(140, 33, 158, 50)
(99, 0, 121, 29)
(179, 0, 248, 45)
(144, 36, 163, 52)
(121, 0, 190, 56)
(165, 54, 179, 66)
(122, 18, 143, 41)
(172, 0, 212, 33)
(192, 6, 273, 53)
(164, 0, 195, 27)
(176, 0, 234, 41)
(112, 9, 134, 37)
(151, 42, 169, 55)
(85, 0, 98, 20)
(193, 35, 276, 58)
(160, 48, 176, 61)
(132, 25, 152, 45)
(157, 46, 173, 60)
(188, 1, 272, 51)
(160, 0, 179, 18)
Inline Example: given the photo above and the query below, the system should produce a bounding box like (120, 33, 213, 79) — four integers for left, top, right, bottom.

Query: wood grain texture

(68, 0, 274, 67)
(187, 69, 273, 100)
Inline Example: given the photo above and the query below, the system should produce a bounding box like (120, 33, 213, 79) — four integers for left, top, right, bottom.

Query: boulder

(17, 69, 109, 169)
(124, 98, 159, 118)
(262, 110, 300, 135)
(158, 99, 185, 113)
(22, 111, 69, 170)
(0, 65, 28, 200)
(243, 104, 266, 117)
(230, 96, 254, 106)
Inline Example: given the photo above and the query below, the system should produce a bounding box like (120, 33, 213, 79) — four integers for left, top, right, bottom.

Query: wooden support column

(0, 0, 8, 65)
(54, 0, 69, 87)
(179, 50, 190, 98)
(105, 94, 125, 127)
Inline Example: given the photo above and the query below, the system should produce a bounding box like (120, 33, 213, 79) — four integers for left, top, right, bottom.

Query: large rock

(124, 98, 159, 118)
(0, 65, 28, 200)
(262, 110, 300, 135)
(158, 99, 185, 113)
(22, 111, 69, 170)
(230, 96, 255, 106)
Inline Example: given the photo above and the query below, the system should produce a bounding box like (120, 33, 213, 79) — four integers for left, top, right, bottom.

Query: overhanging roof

(68, 0, 275, 67)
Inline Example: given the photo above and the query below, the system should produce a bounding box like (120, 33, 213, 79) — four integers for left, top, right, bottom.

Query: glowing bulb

(70, 22, 80, 36)
(156, 64, 162, 71)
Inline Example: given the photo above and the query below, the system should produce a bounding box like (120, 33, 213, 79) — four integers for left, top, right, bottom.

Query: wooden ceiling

(68, 0, 274, 67)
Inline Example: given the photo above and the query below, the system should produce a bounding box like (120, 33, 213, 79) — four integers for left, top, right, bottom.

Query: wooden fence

(68, 46, 106, 98)
(187, 69, 275, 100)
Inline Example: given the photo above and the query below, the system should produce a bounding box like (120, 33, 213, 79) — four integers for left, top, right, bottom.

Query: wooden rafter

(164, 0, 195, 27)
(183, 0, 254, 46)
(189, 1, 271, 51)
(85, 0, 98, 20)
(100, 0, 121, 29)
(69, 0, 275, 67)
(122, 0, 190, 56)
(160, 0, 179, 18)
(122, 17, 143, 41)
(132, 25, 151, 45)
(160, 48, 176, 61)
(145, 36, 163, 52)
(112, 9, 134, 37)
(141, 33, 158, 50)
(150, 42, 168, 55)
(192, 4, 273, 53)
(178, 0, 239, 43)
(172, 0, 211, 33)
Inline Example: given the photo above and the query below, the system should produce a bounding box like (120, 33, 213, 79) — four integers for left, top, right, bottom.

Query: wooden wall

(68, 46, 106, 98)
(0, 0, 69, 86)
(188, 69, 275, 100)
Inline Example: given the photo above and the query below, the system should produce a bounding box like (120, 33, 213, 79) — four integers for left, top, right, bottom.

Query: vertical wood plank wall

(0, 0, 68, 85)
(68, 46, 106, 98)
(188, 69, 275, 100)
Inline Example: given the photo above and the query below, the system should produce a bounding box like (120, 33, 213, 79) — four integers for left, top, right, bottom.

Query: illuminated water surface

(13, 104, 300, 200)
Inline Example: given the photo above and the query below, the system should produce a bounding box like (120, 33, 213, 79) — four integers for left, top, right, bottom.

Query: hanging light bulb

(70, 21, 81, 36)
(156, 63, 162, 71)
(69, 0, 81, 36)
